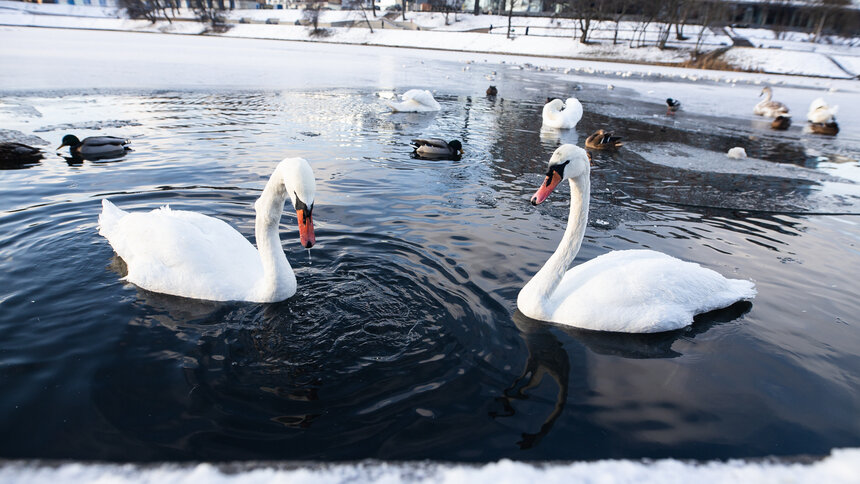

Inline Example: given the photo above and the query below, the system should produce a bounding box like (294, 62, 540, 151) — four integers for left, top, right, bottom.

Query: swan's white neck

(518, 176, 590, 318)
(253, 165, 296, 301)
(762, 89, 772, 102)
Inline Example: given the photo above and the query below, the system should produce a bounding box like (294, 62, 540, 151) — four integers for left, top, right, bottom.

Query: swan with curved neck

(517, 145, 756, 333)
(99, 157, 316, 303)
(753, 86, 789, 118)
(542, 98, 583, 129)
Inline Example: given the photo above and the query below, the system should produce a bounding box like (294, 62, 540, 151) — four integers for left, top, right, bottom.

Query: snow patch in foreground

(2, 448, 859, 484)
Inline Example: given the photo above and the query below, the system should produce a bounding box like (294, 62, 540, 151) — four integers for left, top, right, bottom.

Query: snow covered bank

(1, 0, 857, 79)
(2, 449, 859, 483)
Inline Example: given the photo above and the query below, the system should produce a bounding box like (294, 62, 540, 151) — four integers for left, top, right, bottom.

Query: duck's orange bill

(531, 172, 562, 205)
(297, 210, 315, 248)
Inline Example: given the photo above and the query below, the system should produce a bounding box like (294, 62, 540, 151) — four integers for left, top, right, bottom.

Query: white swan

(753, 86, 789, 118)
(98, 157, 316, 303)
(542, 98, 583, 129)
(517, 145, 756, 333)
(387, 89, 441, 113)
(807, 97, 838, 124)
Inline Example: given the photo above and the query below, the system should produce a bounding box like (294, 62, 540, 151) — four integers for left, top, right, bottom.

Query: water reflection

(491, 312, 570, 450)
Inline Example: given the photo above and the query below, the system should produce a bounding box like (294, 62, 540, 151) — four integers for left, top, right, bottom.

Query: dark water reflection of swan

(495, 302, 752, 449)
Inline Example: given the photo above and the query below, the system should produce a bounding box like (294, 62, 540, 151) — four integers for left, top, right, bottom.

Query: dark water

(1, 81, 859, 462)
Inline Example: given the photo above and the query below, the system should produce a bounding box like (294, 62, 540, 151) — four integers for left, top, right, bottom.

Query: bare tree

(120, 0, 175, 23)
(608, 0, 628, 45)
(303, 0, 328, 36)
(506, 0, 513, 39)
(192, 0, 230, 32)
(810, 0, 850, 43)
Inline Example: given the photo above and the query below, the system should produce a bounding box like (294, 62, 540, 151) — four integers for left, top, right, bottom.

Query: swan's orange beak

(297, 209, 315, 248)
(531, 171, 562, 205)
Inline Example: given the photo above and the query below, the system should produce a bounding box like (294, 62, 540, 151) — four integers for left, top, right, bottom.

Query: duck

(411, 138, 463, 159)
(387, 89, 441, 113)
(58, 134, 131, 160)
(666, 98, 681, 115)
(771, 115, 791, 130)
(486, 85, 498, 96)
(753, 86, 789, 118)
(517, 144, 756, 333)
(809, 121, 839, 136)
(584, 129, 623, 150)
(542, 97, 582, 129)
(0, 142, 43, 168)
(807, 97, 838, 124)
(98, 157, 317, 303)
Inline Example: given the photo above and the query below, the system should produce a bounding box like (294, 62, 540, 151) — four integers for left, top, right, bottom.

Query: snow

(1, 449, 859, 483)
(1, 0, 858, 78)
(721, 48, 851, 78)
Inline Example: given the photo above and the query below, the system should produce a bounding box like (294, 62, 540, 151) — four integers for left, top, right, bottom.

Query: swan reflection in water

(495, 302, 752, 449)
(491, 312, 571, 450)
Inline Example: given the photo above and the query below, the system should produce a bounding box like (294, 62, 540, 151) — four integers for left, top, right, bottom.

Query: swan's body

(542, 98, 583, 129)
(517, 145, 755, 333)
(58, 134, 130, 159)
(753, 87, 789, 118)
(388, 89, 441, 113)
(99, 157, 316, 303)
(727, 147, 747, 159)
(807, 97, 838, 124)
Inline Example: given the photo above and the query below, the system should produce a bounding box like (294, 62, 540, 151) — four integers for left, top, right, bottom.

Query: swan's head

(759, 86, 772, 97)
(543, 98, 564, 114)
(531, 144, 590, 205)
(280, 157, 316, 249)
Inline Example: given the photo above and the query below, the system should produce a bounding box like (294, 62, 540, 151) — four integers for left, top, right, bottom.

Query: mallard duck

(387, 89, 441, 113)
(809, 122, 839, 136)
(58, 134, 131, 160)
(411, 138, 463, 159)
(0, 142, 43, 168)
(666, 98, 681, 115)
(753, 87, 789, 118)
(542, 97, 582, 129)
(585, 130, 622, 150)
(807, 98, 838, 124)
(486, 85, 498, 96)
(771, 115, 791, 130)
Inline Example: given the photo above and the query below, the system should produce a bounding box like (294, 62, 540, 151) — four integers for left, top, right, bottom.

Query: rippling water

(1, 74, 859, 461)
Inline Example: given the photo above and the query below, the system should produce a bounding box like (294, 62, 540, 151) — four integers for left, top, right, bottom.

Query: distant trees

(119, 0, 177, 23)
(192, 0, 229, 32)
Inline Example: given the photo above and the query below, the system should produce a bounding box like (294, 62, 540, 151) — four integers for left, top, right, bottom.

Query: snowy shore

(1, 0, 858, 79)
(2, 448, 860, 483)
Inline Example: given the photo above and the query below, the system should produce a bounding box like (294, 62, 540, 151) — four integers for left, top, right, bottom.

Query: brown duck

(585, 130, 623, 150)
(771, 115, 791, 130)
(809, 122, 839, 136)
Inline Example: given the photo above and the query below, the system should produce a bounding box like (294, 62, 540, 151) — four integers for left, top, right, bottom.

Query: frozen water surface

(0, 27, 859, 467)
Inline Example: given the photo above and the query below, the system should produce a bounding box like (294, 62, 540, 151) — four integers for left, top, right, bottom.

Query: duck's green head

(57, 135, 81, 150)
(448, 140, 463, 154)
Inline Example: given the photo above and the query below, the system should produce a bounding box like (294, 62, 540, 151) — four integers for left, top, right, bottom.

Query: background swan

(542, 98, 583, 129)
(753, 87, 789, 118)
(98, 157, 316, 303)
(517, 145, 755, 333)
(388, 89, 441, 113)
(807, 97, 838, 124)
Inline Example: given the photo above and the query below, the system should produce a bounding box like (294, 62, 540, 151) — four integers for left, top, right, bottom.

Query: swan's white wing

(561, 98, 583, 128)
(389, 90, 441, 112)
(100, 201, 263, 301)
(548, 250, 755, 333)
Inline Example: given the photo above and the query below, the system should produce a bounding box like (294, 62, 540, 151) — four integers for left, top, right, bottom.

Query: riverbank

(1, 0, 858, 79)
